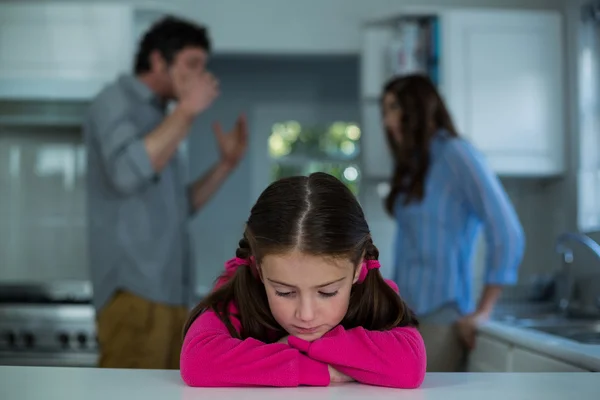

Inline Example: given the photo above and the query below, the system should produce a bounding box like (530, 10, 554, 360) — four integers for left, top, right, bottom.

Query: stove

(0, 282, 99, 367)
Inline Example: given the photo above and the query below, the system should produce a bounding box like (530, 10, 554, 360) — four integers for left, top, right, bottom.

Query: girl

(380, 74, 525, 371)
(180, 172, 426, 388)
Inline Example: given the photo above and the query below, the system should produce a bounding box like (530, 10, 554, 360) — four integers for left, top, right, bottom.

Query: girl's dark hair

(382, 74, 459, 214)
(134, 16, 211, 74)
(183, 172, 418, 342)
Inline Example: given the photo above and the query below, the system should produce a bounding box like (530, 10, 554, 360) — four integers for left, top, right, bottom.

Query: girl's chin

(294, 332, 324, 342)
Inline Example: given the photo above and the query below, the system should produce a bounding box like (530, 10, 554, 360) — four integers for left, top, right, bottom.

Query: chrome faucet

(555, 232, 600, 315)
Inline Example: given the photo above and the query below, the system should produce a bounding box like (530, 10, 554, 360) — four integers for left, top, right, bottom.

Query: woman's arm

(443, 139, 525, 347)
(444, 139, 525, 294)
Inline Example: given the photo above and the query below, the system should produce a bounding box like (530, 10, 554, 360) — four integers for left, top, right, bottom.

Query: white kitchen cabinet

(0, 3, 133, 100)
(467, 334, 511, 372)
(468, 332, 594, 373)
(360, 8, 565, 179)
(510, 347, 590, 372)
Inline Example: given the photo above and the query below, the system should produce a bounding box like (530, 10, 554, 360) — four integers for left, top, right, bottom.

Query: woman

(380, 74, 525, 372)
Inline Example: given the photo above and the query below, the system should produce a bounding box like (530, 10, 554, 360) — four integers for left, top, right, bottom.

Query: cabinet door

(442, 9, 565, 176)
(511, 347, 589, 372)
(467, 334, 511, 372)
(0, 4, 133, 99)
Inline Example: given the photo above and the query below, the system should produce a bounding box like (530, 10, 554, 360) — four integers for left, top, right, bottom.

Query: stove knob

(58, 333, 70, 348)
(4, 331, 16, 348)
(22, 332, 35, 348)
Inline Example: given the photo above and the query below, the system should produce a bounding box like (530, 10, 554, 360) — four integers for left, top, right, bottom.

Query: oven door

(0, 350, 98, 367)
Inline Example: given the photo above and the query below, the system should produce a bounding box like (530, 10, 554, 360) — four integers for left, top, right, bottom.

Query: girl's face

(260, 251, 361, 342)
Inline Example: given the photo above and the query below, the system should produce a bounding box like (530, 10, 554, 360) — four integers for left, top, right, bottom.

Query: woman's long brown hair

(382, 74, 459, 214)
(183, 172, 418, 342)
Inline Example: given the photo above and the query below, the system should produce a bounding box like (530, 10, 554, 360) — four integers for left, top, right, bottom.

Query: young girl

(180, 172, 426, 388)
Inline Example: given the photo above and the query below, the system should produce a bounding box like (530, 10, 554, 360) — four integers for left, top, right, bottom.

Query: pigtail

(182, 235, 283, 343)
(343, 238, 419, 331)
(232, 238, 283, 340)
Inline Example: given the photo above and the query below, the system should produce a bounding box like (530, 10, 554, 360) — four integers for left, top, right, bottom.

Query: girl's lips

(294, 326, 319, 334)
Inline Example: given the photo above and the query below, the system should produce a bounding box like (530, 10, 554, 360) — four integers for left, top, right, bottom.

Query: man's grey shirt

(83, 74, 195, 311)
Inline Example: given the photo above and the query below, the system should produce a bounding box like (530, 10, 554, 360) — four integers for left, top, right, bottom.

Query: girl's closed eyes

(275, 290, 339, 298)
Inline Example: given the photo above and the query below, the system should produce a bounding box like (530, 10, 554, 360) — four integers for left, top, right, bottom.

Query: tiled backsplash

(0, 126, 88, 282)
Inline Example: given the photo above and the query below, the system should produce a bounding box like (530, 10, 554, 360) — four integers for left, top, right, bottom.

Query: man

(83, 16, 248, 369)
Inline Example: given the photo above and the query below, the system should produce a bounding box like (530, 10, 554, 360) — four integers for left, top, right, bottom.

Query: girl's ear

(353, 258, 364, 284)
(256, 263, 264, 283)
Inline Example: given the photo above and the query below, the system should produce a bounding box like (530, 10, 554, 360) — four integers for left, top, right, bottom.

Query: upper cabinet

(360, 8, 566, 180)
(0, 4, 134, 100)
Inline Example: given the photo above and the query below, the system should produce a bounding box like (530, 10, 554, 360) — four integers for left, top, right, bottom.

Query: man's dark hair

(134, 16, 211, 74)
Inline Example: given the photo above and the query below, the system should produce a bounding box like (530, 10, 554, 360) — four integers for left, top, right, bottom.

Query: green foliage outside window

(268, 121, 361, 196)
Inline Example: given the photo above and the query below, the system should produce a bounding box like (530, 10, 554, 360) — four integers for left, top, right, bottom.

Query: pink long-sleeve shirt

(180, 269, 427, 388)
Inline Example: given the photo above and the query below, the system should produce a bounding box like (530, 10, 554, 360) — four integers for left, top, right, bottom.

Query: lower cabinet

(510, 347, 589, 372)
(467, 333, 592, 372)
(468, 335, 511, 372)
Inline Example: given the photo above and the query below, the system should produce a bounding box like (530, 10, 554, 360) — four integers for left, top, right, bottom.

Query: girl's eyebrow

(267, 277, 346, 289)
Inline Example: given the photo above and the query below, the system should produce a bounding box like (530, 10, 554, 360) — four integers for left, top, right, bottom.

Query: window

(268, 121, 362, 195)
(577, 10, 600, 232)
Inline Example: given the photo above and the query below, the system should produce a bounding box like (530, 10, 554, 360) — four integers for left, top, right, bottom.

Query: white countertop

(1, 366, 599, 400)
(479, 321, 600, 371)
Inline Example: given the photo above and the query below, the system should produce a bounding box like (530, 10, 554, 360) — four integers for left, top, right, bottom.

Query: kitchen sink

(501, 316, 600, 344)
(527, 323, 600, 344)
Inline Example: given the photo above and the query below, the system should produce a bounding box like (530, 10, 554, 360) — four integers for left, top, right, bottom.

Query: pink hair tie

(224, 256, 256, 275)
(357, 259, 381, 283)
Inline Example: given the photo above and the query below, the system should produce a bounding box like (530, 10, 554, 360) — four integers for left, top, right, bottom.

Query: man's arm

(187, 114, 248, 214)
(90, 103, 196, 195)
(90, 72, 218, 196)
(144, 105, 196, 173)
(187, 160, 236, 213)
